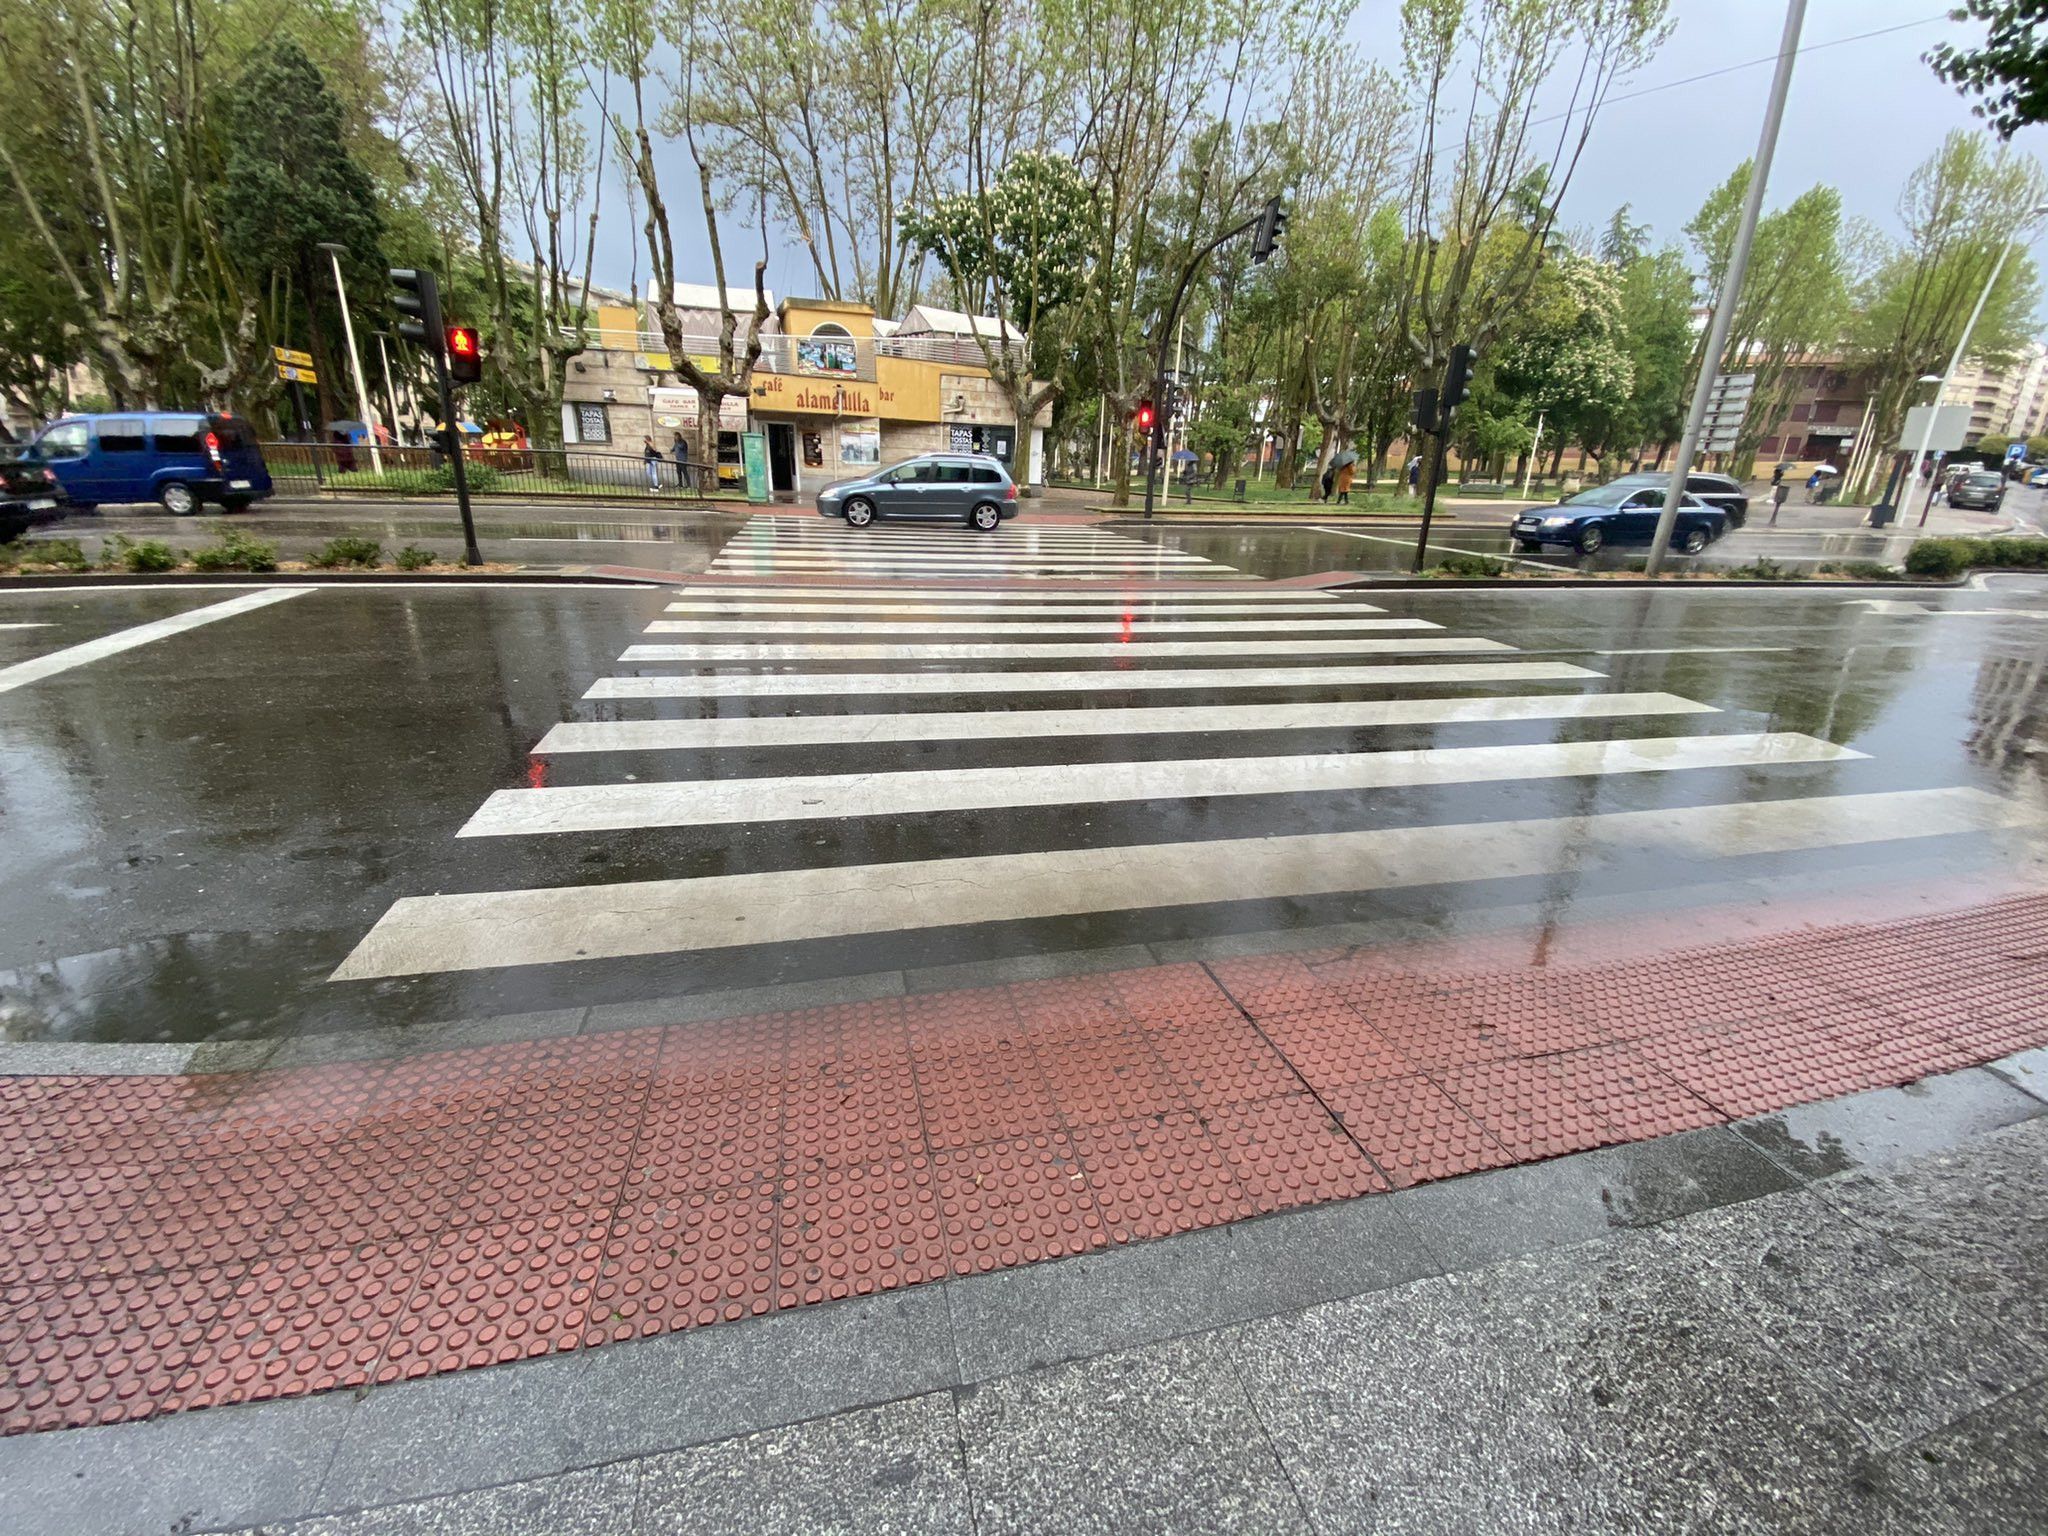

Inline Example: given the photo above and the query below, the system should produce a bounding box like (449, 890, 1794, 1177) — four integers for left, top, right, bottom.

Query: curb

(0, 569, 656, 590)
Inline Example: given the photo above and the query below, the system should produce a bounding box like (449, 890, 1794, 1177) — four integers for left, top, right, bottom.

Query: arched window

(810, 322, 852, 339)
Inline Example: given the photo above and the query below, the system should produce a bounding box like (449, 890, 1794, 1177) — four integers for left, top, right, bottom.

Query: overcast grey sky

(623, 0, 2042, 319)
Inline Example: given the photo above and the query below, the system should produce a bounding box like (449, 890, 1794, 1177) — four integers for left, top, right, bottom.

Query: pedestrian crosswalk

(702, 513, 1246, 580)
(332, 527, 2046, 987)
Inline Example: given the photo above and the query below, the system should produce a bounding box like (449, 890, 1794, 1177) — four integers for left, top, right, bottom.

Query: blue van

(32, 412, 274, 515)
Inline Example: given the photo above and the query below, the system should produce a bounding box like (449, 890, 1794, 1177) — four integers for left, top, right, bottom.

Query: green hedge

(1903, 537, 2048, 578)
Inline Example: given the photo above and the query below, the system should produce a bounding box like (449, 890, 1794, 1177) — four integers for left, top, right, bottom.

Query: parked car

(1604, 470, 1749, 528)
(0, 449, 65, 543)
(1512, 483, 1727, 555)
(817, 453, 1018, 529)
(1948, 470, 2007, 512)
(31, 412, 274, 515)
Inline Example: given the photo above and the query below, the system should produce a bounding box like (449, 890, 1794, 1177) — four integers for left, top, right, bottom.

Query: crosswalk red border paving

(5, 892, 2046, 1436)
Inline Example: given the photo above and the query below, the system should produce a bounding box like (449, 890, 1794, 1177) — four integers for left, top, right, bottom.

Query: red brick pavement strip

(5, 894, 2048, 1436)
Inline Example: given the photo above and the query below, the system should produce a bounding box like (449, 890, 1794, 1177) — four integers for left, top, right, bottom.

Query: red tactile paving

(6, 892, 2048, 1436)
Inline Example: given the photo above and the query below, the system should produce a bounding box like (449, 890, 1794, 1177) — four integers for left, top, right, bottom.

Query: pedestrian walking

(1407, 455, 1422, 497)
(642, 436, 662, 490)
(1319, 462, 1336, 501)
(671, 435, 694, 491)
(1771, 482, 1788, 524)
(1335, 458, 1356, 505)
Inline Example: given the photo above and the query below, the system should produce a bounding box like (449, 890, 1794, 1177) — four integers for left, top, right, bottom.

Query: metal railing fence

(261, 441, 746, 499)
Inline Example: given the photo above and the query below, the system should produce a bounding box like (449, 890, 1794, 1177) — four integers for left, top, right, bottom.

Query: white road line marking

(1587, 647, 1795, 655)
(1307, 524, 1560, 573)
(471, 730, 1827, 836)
(662, 601, 1387, 617)
(641, 617, 1441, 637)
(618, 637, 1512, 662)
(672, 585, 1334, 602)
(0, 623, 54, 630)
(535, 691, 1715, 752)
(587, 660, 1598, 698)
(706, 557, 1223, 572)
(0, 589, 316, 695)
(333, 787, 2035, 977)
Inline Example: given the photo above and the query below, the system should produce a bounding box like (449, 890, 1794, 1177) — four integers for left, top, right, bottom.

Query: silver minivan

(816, 454, 1019, 529)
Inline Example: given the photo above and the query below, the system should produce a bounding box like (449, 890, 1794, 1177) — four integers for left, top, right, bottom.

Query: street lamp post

(1911, 202, 2048, 526)
(373, 331, 402, 442)
(317, 241, 384, 474)
(1646, 0, 1805, 575)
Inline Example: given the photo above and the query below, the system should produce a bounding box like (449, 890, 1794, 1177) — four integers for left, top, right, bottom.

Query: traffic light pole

(429, 344, 482, 566)
(1144, 208, 1268, 520)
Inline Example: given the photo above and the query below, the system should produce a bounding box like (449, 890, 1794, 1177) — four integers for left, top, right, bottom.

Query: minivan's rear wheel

(970, 502, 1001, 530)
(843, 497, 875, 527)
(1681, 527, 1709, 555)
(1576, 523, 1604, 554)
(158, 482, 199, 516)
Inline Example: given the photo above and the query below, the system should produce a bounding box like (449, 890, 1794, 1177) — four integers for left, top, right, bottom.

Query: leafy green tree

(1612, 247, 1694, 467)
(219, 41, 386, 426)
(1684, 167, 1850, 473)
(1928, 2, 2048, 140)
(1976, 432, 2014, 457)
(1492, 249, 1634, 472)
(1846, 131, 2046, 498)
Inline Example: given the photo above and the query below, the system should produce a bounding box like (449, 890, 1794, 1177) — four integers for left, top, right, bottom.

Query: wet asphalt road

(3, 517, 2047, 1045)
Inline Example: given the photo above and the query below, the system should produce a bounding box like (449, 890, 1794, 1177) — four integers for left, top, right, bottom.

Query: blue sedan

(1512, 483, 1727, 555)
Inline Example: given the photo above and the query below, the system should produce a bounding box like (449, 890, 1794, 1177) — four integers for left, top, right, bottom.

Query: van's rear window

(207, 416, 249, 448)
(152, 416, 208, 453)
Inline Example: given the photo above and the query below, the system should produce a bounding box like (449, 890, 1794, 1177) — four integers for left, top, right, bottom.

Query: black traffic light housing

(446, 325, 482, 386)
(389, 268, 444, 349)
(1135, 399, 1156, 433)
(1251, 197, 1288, 263)
(1441, 343, 1479, 411)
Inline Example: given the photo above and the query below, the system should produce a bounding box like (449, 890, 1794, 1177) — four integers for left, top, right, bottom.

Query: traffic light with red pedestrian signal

(1135, 399, 1155, 433)
(445, 325, 482, 385)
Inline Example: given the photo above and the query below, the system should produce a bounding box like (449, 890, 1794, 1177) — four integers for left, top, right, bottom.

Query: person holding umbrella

(1334, 448, 1358, 505)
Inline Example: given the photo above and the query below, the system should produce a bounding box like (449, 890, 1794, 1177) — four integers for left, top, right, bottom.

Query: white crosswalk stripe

(585, 661, 1602, 699)
(334, 788, 2034, 978)
(462, 733, 1855, 836)
(332, 526, 2042, 986)
(620, 637, 1503, 662)
(662, 601, 1388, 617)
(534, 692, 1716, 752)
(642, 617, 1440, 637)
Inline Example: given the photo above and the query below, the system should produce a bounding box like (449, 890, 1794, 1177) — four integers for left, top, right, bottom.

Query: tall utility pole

(318, 243, 384, 474)
(1911, 202, 2048, 524)
(1645, 0, 1805, 575)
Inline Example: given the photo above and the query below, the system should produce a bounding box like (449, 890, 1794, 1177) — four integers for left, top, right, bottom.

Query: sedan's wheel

(1576, 523, 1604, 554)
(970, 502, 1001, 530)
(1681, 527, 1709, 555)
(158, 482, 198, 516)
(843, 497, 875, 527)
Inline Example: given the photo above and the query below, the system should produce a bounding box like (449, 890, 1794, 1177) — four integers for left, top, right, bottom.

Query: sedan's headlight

(1542, 516, 1572, 528)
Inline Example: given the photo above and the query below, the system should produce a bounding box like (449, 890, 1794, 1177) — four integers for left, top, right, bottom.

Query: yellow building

(560, 289, 1046, 497)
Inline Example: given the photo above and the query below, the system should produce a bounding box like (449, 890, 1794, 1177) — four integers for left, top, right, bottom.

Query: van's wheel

(970, 502, 1002, 530)
(158, 482, 198, 516)
(1576, 523, 1604, 554)
(843, 497, 875, 527)
(1681, 527, 1709, 555)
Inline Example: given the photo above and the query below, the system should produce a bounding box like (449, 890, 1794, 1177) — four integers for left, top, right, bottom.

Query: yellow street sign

(272, 346, 315, 368)
(276, 363, 317, 384)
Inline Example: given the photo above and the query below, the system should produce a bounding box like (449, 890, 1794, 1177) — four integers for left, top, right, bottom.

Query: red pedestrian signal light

(446, 324, 482, 385)
(1135, 399, 1155, 433)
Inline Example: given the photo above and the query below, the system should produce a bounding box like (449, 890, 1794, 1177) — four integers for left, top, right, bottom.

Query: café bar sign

(750, 373, 878, 416)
